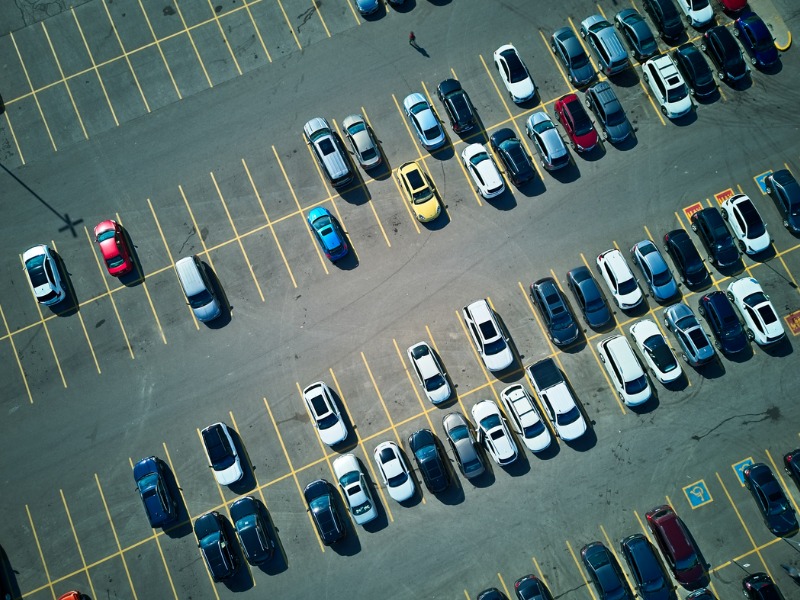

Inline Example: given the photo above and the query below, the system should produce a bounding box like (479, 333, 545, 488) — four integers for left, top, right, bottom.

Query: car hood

(653, 277, 679, 300)
(427, 379, 451, 403)
(617, 286, 643, 309)
(413, 195, 440, 222)
(666, 95, 693, 118)
(768, 510, 799, 536)
(490, 429, 517, 463)
(605, 117, 632, 143)
(743, 229, 771, 253)
(193, 299, 221, 322)
(688, 5, 713, 25)
(552, 320, 580, 345)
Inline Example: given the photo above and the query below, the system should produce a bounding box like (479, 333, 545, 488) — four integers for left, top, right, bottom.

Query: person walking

(409, 31, 417, 47)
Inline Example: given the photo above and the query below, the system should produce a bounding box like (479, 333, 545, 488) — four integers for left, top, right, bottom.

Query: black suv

(642, 0, 684, 41)
(690, 208, 740, 268)
(195, 511, 238, 581)
(663, 229, 710, 288)
(702, 26, 748, 83)
(698, 291, 747, 354)
(619, 534, 673, 600)
(530, 277, 580, 346)
(436, 79, 477, 134)
(673, 43, 716, 98)
(743, 573, 786, 600)
(585, 82, 632, 144)
(408, 428, 450, 493)
(303, 479, 345, 545)
(489, 128, 536, 186)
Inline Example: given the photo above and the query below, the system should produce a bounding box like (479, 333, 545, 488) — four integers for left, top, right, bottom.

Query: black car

(620, 534, 673, 600)
(581, 541, 634, 600)
(566, 266, 612, 329)
(514, 574, 554, 600)
(783, 449, 800, 491)
(477, 588, 507, 600)
(765, 169, 800, 233)
(663, 229, 710, 288)
(585, 82, 633, 144)
(550, 27, 596, 87)
(743, 573, 786, 600)
(490, 128, 536, 186)
(690, 208, 740, 268)
(303, 479, 345, 545)
(697, 291, 748, 354)
(230, 496, 275, 565)
(530, 277, 580, 346)
(701, 26, 748, 83)
(743, 463, 799, 537)
(195, 511, 238, 582)
(685, 590, 716, 600)
(436, 79, 477, 134)
(408, 428, 450, 493)
(615, 9, 659, 60)
(642, 0, 684, 41)
(672, 43, 716, 97)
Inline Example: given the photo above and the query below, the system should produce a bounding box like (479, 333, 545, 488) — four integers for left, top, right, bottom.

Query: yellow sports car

(397, 162, 441, 222)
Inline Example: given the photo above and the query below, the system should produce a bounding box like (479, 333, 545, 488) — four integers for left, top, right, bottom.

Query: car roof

(709, 26, 738, 52)
(600, 248, 630, 274)
(438, 78, 461, 96)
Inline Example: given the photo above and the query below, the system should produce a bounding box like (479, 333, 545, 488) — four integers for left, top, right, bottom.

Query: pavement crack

(691, 409, 775, 441)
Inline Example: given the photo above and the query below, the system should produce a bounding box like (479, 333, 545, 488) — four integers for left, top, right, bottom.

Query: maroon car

(646, 504, 708, 589)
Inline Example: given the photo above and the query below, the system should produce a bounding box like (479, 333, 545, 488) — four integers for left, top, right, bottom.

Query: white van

(175, 255, 221, 322)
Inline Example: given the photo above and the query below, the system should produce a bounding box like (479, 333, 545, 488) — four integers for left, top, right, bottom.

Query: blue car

(734, 12, 779, 68)
(307, 207, 348, 261)
(355, 0, 379, 15)
(133, 456, 178, 528)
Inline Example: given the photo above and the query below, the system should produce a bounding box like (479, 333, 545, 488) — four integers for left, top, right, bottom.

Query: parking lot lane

(190, 20, 244, 85)
(94, 474, 140, 599)
(23, 505, 57, 599)
(249, 0, 302, 55)
(392, 339, 436, 432)
(8, 33, 57, 152)
(40, 23, 88, 141)
(0, 304, 33, 403)
(10, 26, 62, 92)
(0, 111, 25, 166)
(57, 490, 98, 598)
(214, 4, 270, 74)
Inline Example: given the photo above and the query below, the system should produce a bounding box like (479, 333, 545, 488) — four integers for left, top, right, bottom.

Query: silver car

(663, 303, 716, 366)
(525, 111, 569, 171)
(442, 412, 485, 479)
(403, 93, 446, 151)
(630, 240, 678, 302)
(342, 114, 381, 170)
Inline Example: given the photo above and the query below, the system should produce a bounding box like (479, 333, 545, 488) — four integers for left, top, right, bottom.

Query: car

(201, 423, 243, 485)
(407, 341, 450, 404)
(436, 78, 477, 133)
(743, 463, 799, 537)
(686, 590, 716, 600)
(550, 27, 596, 86)
(720, 194, 771, 255)
(342, 114, 381, 170)
(478, 589, 508, 600)
(500, 384, 552, 453)
(526, 359, 588, 442)
(718, 0, 747, 12)
(133, 456, 178, 528)
(194, 511, 238, 581)
(629, 319, 682, 384)
(676, 0, 713, 27)
(442, 412, 485, 479)
(408, 428, 450, 493)
(22, 244, 66, 306)
(672, 43, 716, 97)
(581, 541, 633, 600)
(472, 399, 518, 466)
(303, 479, 345, 545)
(597, 334, 652, 406)
(530, 277, 580, 345)
(307, 207, 348, 262)
(525, 111, 570, 171)
(493, 44, 536, 103)
(783, 449, 800, 491)
(462, 299, 514, 372)
(596, 248, 644, 310)
(354, 0, 379, 15)
(402, 92, 446, 151)
(554, 94, 598, 153)
(646, 504, 708, 589)
(374, 441, 415, 501)
(230, 496, 274, 565)
(566, 266, 612, 328)
(490, 128, 536, 186)
(734, 12, 779, 68)
(303, 117, 353, 187)
(302, 381, 348, 446)
(57, 593, 89, 600)
(630, 240, 679, 301)
(743, 573, 786, 600)
(584, 82, 633, 144)
(727, 277, 785, 346)
(614, 9, 658, 60)
(580, 15, 630, 76)
(702, 26, 748, 83)
(462, 143, 505, 199)
(690, 207, 740, 268)
(643, 55, 692, 119)
(332, 453, 378, 525)
(642, 0, 685, 41)
(663, 229, 710, 288)
(663, 303, 716, 366)
(94, 220, 134, 276)
(514, 574, 554, 600)
(396, 161, 441, 222)
(697, 291, 748, 354)
(620, 534, 673, 600)
(765, 169, 800, 233)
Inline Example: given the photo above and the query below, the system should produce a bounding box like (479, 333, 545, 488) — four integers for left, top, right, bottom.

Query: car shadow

(0, 544, 20, 600)
(762, 336, 793, 358)
(670, 108, 698, 127)
(727, 74, 753, 91)
(565, 426, 598, 452)
(695, 357, 726, 379)
(362, 473, 391, 534)
(609, 66, 641, 88)
(161, 466, 193, 539)
(533, 437, 561, 460)
(330, 493, 362, 557)
(722, 344, 754, 364)
(50, 250, 78, 317)
(420, 204, 451, 231)
(575, 142, 606, 162)
(221, 517, 254, 592)
(662, 371, 690, 393)
(339, 176, 371, 207)
(332, 227, 360, 271)
(201, 261, 232, 328)
(117, 227, 146, 288)
(467, 451, 496, 488)
(327, 389, 358, 453)
(502, 448, 531, 477)
(433, 467, 466, 505)
(758, 59, 783, 76)
(694, 87, 722, 106)
(609, 130, 638, 152)
(628, 385, 660, 414)
(227, 429, 257, 496)
(486, 188, 517, 211)
(549, 160, 581, 184)
(514, 174, 546, 197)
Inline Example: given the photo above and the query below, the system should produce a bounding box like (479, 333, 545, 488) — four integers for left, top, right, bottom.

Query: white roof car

(332, 454, 377, 525)
(462, 143, 505, 200)
(629, 319, 682, 384)
(727, 277, 785, 346)
(471, 399, 518, 466)
(500, 384, 552, 453)
(597, 249, 643, 310)
(22, 244, 66, 306)
(677, 0, 713, 28)
(407, 342, 450, 404)
(720, 194, 771, 255)
(403, 93, 446, 151)
(373, 441, 415, 502)
(302, 381, 348, 446)
(201, 423, 244, 485)
(462, 299, 514, 372)
(597, 335, 652, 407)
(643, 55, 692, 120)
(493, 44, 536, 104)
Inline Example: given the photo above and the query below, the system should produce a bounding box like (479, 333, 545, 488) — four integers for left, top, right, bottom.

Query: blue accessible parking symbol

(683, 480, 713, 509)
(754, 171, 773, 195)
(733, 458, 755, 486)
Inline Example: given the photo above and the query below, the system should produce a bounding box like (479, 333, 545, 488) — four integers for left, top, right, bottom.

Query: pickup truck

(525, 358, 587, 441)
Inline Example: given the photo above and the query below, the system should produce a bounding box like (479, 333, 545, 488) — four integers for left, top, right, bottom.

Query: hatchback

(442, 412, 485, 479)
(743, 463, 798, 537)
(727, 276, 785, 346)
(663, 229, 710, 288)
(614, 9, 658, 60)
(598, 334, 652, 406)
(342, 114, 381, 170)
(697, 291, 747, 354)
(690, 207, 739, 268)
(584, 82, 632, 144)
(620, 533, 673, 600)
(230, 496, 275, 565)
(702, 26, 748, 83)
(566, 266, 612, 328)
(526, 111, 570, 171)
(765, 169, 800, 233)
(597, 248, 643, 310)
(530, 277, 580, 345)
(580, 15, 629, 76)
(734, 12, 779, 68)
(629, 319, 682, 384)
(663, 303, 715, 366)
(720, 194, 771, 255)
(195, 511, 238, 581)
(307, 207, 348, 262)
(396, 161, 440, 223)
(551, 27, 596, 86)
(646, 504, 707, 589)
(22, 244, 66, 306)
(630, 240, 678, 301)
(303, 479, 345, 545)
(582, 541, 633, 600)
(436, 78, 477, 133)
(672, 43, 716, 98)
(490, 128, 536, 186)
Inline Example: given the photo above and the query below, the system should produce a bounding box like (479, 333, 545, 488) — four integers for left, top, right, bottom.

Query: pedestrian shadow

(411, 43, 430, 58)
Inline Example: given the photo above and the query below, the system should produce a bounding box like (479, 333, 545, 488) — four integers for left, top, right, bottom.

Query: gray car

(525, 111, 570, 171)
(630, 240, 678, 302)
(584, 82, 633, 144)
(580, 15, 630, 76)
(614, 9, 658, 61)
(442, 412, 485, 479)
(342, 114, 381, 170)
(663, 303, 716, 366)
(551, 27, 596, 87)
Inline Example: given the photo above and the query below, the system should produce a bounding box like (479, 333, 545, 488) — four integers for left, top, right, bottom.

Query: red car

(646, 504, 708, 589)
(554, 94, 598, 153)
(718, 0, 747, 12)
(94, 220, 133, 276)
(58, 592, 89, 600)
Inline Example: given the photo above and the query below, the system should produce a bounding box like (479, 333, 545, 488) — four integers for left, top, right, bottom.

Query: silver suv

(303, 117, 353, 188)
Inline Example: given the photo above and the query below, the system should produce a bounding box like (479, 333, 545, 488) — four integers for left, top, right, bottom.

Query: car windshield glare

(644, 336, 677, 371)
(348, 122, 366, 135)
(449, 425, 469, 441)
(470, 152, 490, 166)
(410, 102, 427, 115)
(481, 414, 502, 430)
(137, 473, 158, 495)
(624, 375, 648, 395)
(503, 53, 527, 82)
(675, 554, 698, 572)
(317, 413, 339, 429)
(26, 255, 48, 286)
(652, 268, 672, 286)
(533, 121, 554, 135)
(97, 230, 116, 242)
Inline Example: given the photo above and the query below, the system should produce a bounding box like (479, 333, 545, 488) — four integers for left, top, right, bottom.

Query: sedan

(408, 428, 450, 493)
(614, 9, 658, 60)
(727, 277, 785, 346)
(567, 266, 612, 329)
(742, 573, 786, 600)
(407, 341, 450, 404)
(630, 240, 678, 302)
(629, 319, 682, 384)
(374, 441, 415, 502)
(462, 143, 505, 199)
(302, 381, 348, 446)
(514, 575, 555, 600)
(598, 334, 652, 407)
(525, 111, 569, 171)
(554, 94, 598, 153)
(677, 0, 713, 27)
(720, 194, 771, 255)
(690, 207, 740, 268)
(663, 229, 710, 289)
(582, 541, 633, 600)
(342, 114, 381, 170)
(195, 511, 238, 581)
(396, 161, 441, 223)
(493, 44, 536, 103)
(436, 78, 477, 133)
(673, 43, 716, 98)
(307, 207, 348, 262)
(734, 12, 779, 68)
(765, 169, 800, 233)
(743, 463, 798, 537)
(22, 244, 66, 306)
(303, 479, 345, 545)
(597, 248, 643, 310)
(332, 453, 378, 525)
(500, 384, 552, 453)
(550, 26, 596, 86)
(402, 93, 446, 151)
(442, 412, 486, 479)
(490, 128, 536, 186)
(620, 534, 673, 600)
(133, 456, 178, 528)
(354, 0, 379, 15)
(530, 277, 580, 345)
(230, 496, 274, 565)
(94, 220, 134, 276)
(472, 399, 518, 466)
(663, 303, 715, 366)
(702, 26, 748, 83)
(697, 291, 748, 354)
(201, 422, 243, 485)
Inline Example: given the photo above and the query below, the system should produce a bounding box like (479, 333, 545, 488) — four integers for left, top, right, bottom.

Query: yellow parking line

(596, 3, 607, 19)
(179, 185, 216, 271)
(25, 505, 57, 600)
(532, 556, 547, 584)
(0, 304, 33, 403)
(137, 0, 182, 98)
(393, 338, 435, 431)
(390, 167, 423, 233)
(3, 111, 25, 164)
(9, 31, 57, 151)
(295, 383, 338, 477)
(275, 0, 302, 49)
(765, 449, 800, 513)
(171, 0, 214, 87)
(675, 211, 688, 231)
(643, 225, 655, 242)
(101, 0, 150, 112)
(204, 0, 242, 74)
(311, 0, 331, 37)
(361, 351, 404, 445)
(497, 573, 512, 597)
(566, 540, 598, 600)
(95, 474, 139, 599)
(41, 22, 87, 139)
(538, 29, 574, 92)
(71, 7, 119, 126)
(241, 0, 271, 61)
(344, 0, 360, 24)
(425, 325, 463, 417)
(568, 17, 600, 73)
(454, 308, 501, 404)
(60, 489, 98, 598)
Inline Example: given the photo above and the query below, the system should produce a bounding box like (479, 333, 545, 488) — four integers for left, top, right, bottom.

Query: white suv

(643, 55, 692, 119)
(720, 194, 771, 255)
(462, 299, 514, 372)
(597, 249, 643, 310)
(597, 335, 652, 407)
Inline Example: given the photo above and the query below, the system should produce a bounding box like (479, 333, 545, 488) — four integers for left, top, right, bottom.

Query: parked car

(702, 26, 748, 83)
(765, 169, 800, 233)
(397, 161, 440, 223)
(629, 319, 682, 384)
(471, 399, 518, 466)
(690, 207, 740, 268)
(500, 384, 552, 453)
(597, 248, 644, 310)
(303, 117, 353, 187)
(727, 277, 785, 346)
(302, 381, 348, 445)
(630, 240, 679, 301)
(620, 533, 673, 600)
(615, 9, 658, 60)
(643, 55, 692, 119)
(514, 575, 554, 600)
(354, 0, 379, 15)
(201, 423, 243, 485)
(94, 220, 134, 276)
(530, 277, 580, 345)
(598, 334, 652, 406)
(525, 111, 570, 171)
(743, 573, 786, 600)
(663, 303, 715, 366)
(720, 194, 771, 255)
(442, 412, 485, 479)
(303, 479, 345, 545)
(462, 143, 505, 199)
(686, 590, 716, 600)
(230, 496, 275, 565)
(195, 511, 238, 581)
(643, 0, 685, 41)
(374, 441, 415, 501)
(672, 43, 716, 98)
(697, 291, 748, 354)
(743, 463, 799, 537)
(403, 93, 446, 151)
(490, 128, 536, 186)
(718, 0, 747, 12)
(663, 229, 710, 288)
(734, 12, 779, 68)
(566, 265, 612, 328)
(581, 541, 633, 600)
(526, 359, 588, 441)
(307, 207, 348, 262)
(555, 94, 598, 152)
(676, 0, 713, 27)
(408, 428, 450, 493)
(584, 82, 633, 144)
(332, 454, 378, 525)
(550, 27, 596, 86)
(493, 44, 536, 103)
(407, 341, 450, 404)
(785, 449, 800, 491)
(436, 79, 477, 133)
(580, 15, 630, 76)
(56, 593, 89, 600)
(133, 456, 178, 528)
(342, 114, 381, 170)
(478, 589, 508, 600)
(22, 244, 66, 306)
(646, 504, 708, 589)
(462, 299, 514, 371)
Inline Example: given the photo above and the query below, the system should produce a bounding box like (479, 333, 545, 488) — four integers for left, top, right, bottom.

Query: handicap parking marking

(683, 202, 703, 221)
(682, 480, 713, 509)
(732, 458, 754, 486)
(753, 171, 772, 195)
(714, 188, 735, 205)
(785, 310, 800, 336)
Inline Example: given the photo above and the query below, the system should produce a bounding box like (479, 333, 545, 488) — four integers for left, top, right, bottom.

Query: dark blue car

(230, 496, 275, 565)
(133, 456, 178, 528)
(734, 12, 779, 68)
(698, 291, 748, 354)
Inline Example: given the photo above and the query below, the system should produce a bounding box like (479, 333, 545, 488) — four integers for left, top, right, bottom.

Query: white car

(471, 400, 518, 466)
(629, 319, 682, 384)
(727, 277, 785, 346)
(720, 194, 771, 255)
(22, 244, 66, 306)
(462, 143, 505, 199)
(402, 93, 446, 151)
(597, 335, 652, 407)
(462, 299, 514, 372)
(677, 0, 713, 28)
(493, 44, 536, 104)
(596, 249, 643, 310)
(642, 55, 692, 119)
(407, 341, 450, 404)
(332, 454, 377, 525)
(302, 381, 348, 446)
(500, 384, 552, 453)
(373, 441, 415, 502)
(200, 423, 244, 485)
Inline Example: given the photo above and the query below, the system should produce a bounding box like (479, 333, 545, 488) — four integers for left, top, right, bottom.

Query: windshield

(618, 278, 637, 295)
(469, 152, 489, 166)
(387, 471, 409, 487)
(424, 374, 446, 391)
(624, 375, 648, 395)
(556, 406, 581, 426)
(423, 125, 440, 142)
(137, 473, 158, 495)
(483, 338, 507, 355)
(188, 289, 213, 309)
(643, 335, 677, 372)
(652, 266, 672, 287)
(25, 254, 48, 286)
(480, 414, 502, 431)
(317, 413, 339, 429)
(667, 84, 688, 102)
(532, 120, 554, 135)
(503, 51, 527, 83)
(690, 0, 709, 7)
(523, 420, 546, 438)
(675, 554, 698, 572)
(97, 230, 116, 243)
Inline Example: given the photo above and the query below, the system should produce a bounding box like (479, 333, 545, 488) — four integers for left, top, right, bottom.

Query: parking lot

(2, 0, 800, 598)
